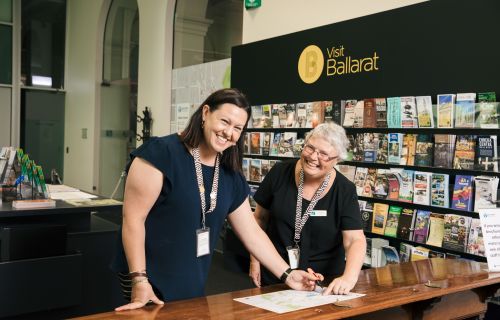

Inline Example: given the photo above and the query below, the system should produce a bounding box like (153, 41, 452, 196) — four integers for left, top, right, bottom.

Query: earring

(201, 120, 205, 129)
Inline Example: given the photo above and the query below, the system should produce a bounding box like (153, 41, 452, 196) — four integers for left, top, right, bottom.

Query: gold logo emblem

(297, 45, 324, 84)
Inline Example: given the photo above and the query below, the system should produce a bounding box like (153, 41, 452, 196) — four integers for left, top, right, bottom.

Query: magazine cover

(242, 158, 250, 180)
(414, 134, 433, 166)
(329, 100, 343, 125)
(388, 133, 403, 165)
(353, 167, 368, 196)
(430, 173, 449, 208)
(442, 214, 472, 252)
(453, 135, 476, 170)
(382, 245, 400, 264)
(400, 96, 418, 128)
(400, 134, 416, 166)
(476, 92, 498, 128)
(352, 100, 365, 128)
(415, 95, 434, 128)
(342, 99, 357, 127)
(475, 135, 498, 172)
(261, 104, 273, 128)
(361, 168, 377, 197)
(386, 97, 401, 128)
(437, 94, 455, 128)
(454, 93, 476, 128)
(397, 208, 415, 240)
(249, 159, 262, 183)
(413, 171, 432, 205)
(426, 213, 445, 247)
(375, 98, 387, 128)
(310, 101, 325, 128)
(375, 133, 388, 164)
(413, 210, 431, 244)
(363, 132, 379, 163)
(474, 176, 500, 211)
(251, 105, 264, 128)
(398, 169, 414, 203)
(363, 98, 377, 128)
(451, 175, 474, 211)
(384, 206, 402, 237)
(285, 104, 297, 127)
(360, 201, 374, 232)
(372, 203, 389, 235)
(250, 132, 262, 155)
(467, 218, 485, 256)
(295, 103, 308, 128)
(373, 171, 389, 199)
(434, 134, 456, 168)
(386, 172, 401, 201)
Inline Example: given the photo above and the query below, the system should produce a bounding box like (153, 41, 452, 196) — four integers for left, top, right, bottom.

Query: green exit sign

(245, 0, 261, 9)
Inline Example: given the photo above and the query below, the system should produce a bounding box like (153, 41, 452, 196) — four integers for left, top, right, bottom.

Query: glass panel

(0, 25, 12, 84)
(0, 0, 12, 22)
(173, 0, 242, 68)
(21, 0, 66, 89)
(100, 0, 139, 198)
(102, 0, 139, 83)
(21, 90, 65, 180)
(0, 87, 11, 146)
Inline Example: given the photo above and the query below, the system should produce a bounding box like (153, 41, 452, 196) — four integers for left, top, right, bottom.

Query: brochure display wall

(232, 0, 500, 265)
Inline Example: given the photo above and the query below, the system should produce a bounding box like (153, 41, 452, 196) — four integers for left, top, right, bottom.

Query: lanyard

(294, 168, 331, 245)
(192, 147, 220, 229)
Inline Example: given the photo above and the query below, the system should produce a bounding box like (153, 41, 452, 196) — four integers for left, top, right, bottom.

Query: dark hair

(180, 88, 251, 172)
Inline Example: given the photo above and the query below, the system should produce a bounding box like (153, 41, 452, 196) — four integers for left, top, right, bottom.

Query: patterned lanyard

(294, 168, 331, 245)
(192, 147, 220, 229)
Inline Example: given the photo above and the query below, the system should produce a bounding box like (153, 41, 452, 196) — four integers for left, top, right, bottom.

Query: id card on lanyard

(291, 168, 331, 268)
(192, 147, 220, 258)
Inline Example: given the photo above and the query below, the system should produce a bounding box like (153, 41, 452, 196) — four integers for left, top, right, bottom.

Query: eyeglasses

(302, 144, 338, 161)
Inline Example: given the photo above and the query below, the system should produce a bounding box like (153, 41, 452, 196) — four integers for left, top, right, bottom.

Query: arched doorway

(99, 0, 139, 199)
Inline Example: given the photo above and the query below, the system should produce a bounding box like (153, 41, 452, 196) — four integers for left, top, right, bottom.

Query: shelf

(343, 127, 500, 135)
(364, 231, 486, 262)
(342, 161, 500, 178)
(357, 196, 479, 219)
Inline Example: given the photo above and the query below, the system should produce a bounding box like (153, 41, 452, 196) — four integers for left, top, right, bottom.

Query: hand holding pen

(307, 268, 325, 294)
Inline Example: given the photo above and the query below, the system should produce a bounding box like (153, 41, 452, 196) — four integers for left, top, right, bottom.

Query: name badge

(196, 228, 210, 257)
(286, 245, 300, 269)
(310, 210, 327, 217)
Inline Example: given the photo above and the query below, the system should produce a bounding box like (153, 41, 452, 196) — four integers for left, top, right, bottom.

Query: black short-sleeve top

(254, 160, 362, 282)
(112, 134, 249, 301)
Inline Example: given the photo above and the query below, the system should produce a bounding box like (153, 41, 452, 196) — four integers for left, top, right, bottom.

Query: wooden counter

(74, 258, 500, 319)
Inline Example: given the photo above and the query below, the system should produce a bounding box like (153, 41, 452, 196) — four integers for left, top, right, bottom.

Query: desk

(0, 199, 123, 318)
(75, 258, 500, 320)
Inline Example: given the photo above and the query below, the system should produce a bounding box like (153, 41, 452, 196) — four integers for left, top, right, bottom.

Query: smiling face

(201, 103, 248, 156)
(300, 136, 338, 180)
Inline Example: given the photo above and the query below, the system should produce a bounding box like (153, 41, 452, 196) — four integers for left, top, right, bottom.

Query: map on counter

(233, 290, 365, 314)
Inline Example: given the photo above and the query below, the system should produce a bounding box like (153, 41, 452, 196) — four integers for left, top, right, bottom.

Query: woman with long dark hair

(112, 88, 318, 311)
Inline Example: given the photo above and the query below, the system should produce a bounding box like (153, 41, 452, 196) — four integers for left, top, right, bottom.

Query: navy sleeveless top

(112, 134, 249, 301)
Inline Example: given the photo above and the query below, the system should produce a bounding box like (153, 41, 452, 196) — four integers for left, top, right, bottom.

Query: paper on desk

(47, 184, 80, 193)
(49, 191, 98, 200)
(233, 290, 364, 314)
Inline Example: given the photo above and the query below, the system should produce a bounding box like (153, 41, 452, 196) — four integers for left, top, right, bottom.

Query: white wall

(242, 0, 427, 44)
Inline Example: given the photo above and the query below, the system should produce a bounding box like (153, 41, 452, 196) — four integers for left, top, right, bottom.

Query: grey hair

(304, 122, 349, 161)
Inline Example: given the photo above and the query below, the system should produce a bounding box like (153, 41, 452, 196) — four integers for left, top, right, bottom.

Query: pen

(307, 268, 324, 291)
